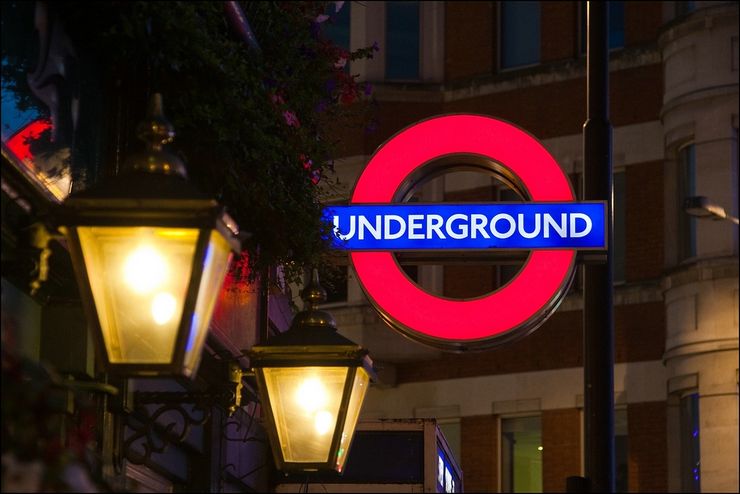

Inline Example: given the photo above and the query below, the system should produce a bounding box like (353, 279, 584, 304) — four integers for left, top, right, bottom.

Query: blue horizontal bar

(323, 203, 607, 250)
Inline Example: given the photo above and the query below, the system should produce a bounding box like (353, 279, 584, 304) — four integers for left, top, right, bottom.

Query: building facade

(2, 1, 737, 493)
(318, 1, 738, 492)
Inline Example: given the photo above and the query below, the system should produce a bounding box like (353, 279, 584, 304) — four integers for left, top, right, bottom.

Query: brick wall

(626, 160, 664, 282)
(445, 2, 494, 80)
(444, 265, 495, 298)
(396, 301, 664, 383)
(609, 64, 663, 130)
(625, 1, 664, 46)
(627, 401, 668, 492)
(333, 62, 663, 157)
(460, 404, 666, 493)
(542, 408, 582, 492)
(461, 414, 498, 492)
(541, 1, 578, 63)
(396, 309, 583, 383)
(614, 301, 666, 362)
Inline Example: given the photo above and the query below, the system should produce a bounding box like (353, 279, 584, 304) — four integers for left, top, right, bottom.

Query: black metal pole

(583, 1, 614, 492)
(258, 266, 270, 345)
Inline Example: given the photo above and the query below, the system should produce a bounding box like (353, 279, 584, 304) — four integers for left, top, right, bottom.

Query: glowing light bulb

(124, 246, 167, 294)
(314, 410, 333, 435)
(151, 292, 177, 325)
(295, 377, 328, 412)
(537, 446, 543, 451)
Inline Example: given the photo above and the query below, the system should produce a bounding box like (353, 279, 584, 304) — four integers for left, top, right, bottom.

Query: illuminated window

(680, 393, 701, 492)
(502, 416, 542, 493)
(500, 1, 540, 69)
(678, 145, 697, 260)
(386, 1, 420, 80)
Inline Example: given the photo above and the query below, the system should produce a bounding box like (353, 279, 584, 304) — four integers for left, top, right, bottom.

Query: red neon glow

(5, 119, 52, 163)
(350, 115, 575, 341)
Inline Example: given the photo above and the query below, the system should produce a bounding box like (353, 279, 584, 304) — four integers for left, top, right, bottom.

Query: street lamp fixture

(58, 94, 241, 378)
(249, 269, 376, 474)
(684, 196, 739, 225)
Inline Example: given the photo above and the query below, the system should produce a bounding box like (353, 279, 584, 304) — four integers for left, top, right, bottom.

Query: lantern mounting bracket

(27, 222, 65, 296)
(132, 363, 257, 414)
(121, 366, 262, 466)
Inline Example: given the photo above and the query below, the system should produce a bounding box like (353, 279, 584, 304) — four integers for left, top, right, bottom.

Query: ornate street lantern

(250, 269, 376, 473)
(58, 94, 240, 377)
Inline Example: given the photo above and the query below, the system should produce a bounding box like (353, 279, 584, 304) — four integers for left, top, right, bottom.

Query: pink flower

(300, 154, 313, 170)
(315, 14, 330, 23)
(270, 93, 285, 105)
(283, 110, 300, 128)
(334, 56, 347, 69)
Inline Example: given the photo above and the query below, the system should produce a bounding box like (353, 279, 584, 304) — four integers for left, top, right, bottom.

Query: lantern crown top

(291, 268, 337, 332)
(303, 268, 327, 310)
(123, 93, 188, 178)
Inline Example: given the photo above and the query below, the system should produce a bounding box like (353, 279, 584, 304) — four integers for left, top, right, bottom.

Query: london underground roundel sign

(324, 115, 606, 351)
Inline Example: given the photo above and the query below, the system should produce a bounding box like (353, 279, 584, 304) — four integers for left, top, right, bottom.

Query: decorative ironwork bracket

(120, 364, 259, 465)
(123, 400, 212, 465)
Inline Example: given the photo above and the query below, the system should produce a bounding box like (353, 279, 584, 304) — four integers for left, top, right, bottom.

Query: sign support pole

(583, 1, 615, 492)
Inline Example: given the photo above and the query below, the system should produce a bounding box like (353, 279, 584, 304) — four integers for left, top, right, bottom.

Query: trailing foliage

(53, 1, 377, 284)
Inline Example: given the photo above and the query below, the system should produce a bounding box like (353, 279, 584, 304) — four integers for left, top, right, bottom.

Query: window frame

(499, 414, 543, 493)
(384, 0, 422, 82)
(578, 0, 626, 55)
(677, 142, 697, 262)
(498, 0, 542, 72)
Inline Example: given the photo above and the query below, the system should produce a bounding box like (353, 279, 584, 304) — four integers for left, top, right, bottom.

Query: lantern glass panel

(335, 367, 369, 472)
(263, 366, 349, 463)
(76, 226, 198, 363)
(183, 230, 233, 374)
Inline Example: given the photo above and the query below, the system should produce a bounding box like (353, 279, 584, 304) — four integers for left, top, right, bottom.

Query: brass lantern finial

(303, 268, 327, 310)
(138, 93, 175, 151)
(291, 268, 337, 331)
(123, 93, 188, 178)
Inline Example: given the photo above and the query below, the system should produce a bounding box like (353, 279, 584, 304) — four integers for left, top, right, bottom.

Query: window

(579, 1, 625, 53)
(680, 393, 701, 492)
(438, 419, 461, 467)
(501, 416, 542, 493)
(678, 145, 697, 260)
(614, 171, 626, 282)
(675, 2, 696, 18)
(323, 1, 351, 72)
(500, 1, 540, 69)
(608, 1, 625, 49)
(385, 1, 420, 80)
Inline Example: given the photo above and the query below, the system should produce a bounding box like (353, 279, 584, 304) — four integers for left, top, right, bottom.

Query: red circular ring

(350, 115, 575, 346)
